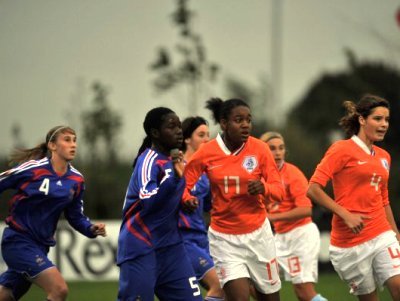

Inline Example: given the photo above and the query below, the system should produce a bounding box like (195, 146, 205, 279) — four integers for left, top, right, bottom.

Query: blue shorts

(182, 233, 215, 280)
(0, 227, 54, 299)
(118, 242, 203, 301)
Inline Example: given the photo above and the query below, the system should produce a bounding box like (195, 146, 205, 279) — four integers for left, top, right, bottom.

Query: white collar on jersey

(216, 133, 245, 155)
(351, 135, 374, 155)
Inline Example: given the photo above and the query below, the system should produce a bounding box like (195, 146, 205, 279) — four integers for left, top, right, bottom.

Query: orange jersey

(268, 162, 312, 234)
(310, 136, 391, 248)
(183, 134, 284, 235)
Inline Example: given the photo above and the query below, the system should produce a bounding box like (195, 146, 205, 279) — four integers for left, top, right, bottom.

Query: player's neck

(50, 156, 68, 176)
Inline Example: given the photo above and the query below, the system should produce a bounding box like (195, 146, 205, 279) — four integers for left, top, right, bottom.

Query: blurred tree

(79, 81, 129, 218)
(81, 81, 122, 164)
(287, 49, 400, 223)
(149, 0, 219, 114)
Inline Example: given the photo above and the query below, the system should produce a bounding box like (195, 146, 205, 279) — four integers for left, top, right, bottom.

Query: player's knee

(0, 285, 15, 301)
(49, 283, 68, 301)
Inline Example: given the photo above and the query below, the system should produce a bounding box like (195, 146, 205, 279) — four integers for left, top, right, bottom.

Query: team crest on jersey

(242, 156, 258, 173)
(381, 158, 389, 172)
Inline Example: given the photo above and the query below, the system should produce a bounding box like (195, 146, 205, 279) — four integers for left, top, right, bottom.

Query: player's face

(186, 124, 210, 152)
(267, 137, 285, 167)
(51, 131, 77, 162)
(158, 113, 183, 151)
(221, 105, 252, 149)
(359, 106, 389, 142)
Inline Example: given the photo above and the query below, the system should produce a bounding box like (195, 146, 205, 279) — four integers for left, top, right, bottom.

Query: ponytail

(9, 142, 48, 166)
(132, 136, 152, 168)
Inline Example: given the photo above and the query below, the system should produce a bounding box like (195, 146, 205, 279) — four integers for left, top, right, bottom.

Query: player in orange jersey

(307, 94, 400, 301)
(260, 132, 327, 301)
(182, 98, 284, 301)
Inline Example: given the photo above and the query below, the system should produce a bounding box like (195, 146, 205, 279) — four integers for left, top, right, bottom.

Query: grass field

(21, 273, 392, 301)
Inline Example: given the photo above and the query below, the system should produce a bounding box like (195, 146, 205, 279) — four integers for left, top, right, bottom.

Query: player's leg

(248, 219, 281, 301)
(329, 236, 377, 299)
(222, 278, 251, 301)
(155, 243, 202, 301)
(183, 240, 223, 300)
(31, 267, 68, 301)
(200, 268, 224, 300)
(208, 227, 253, 300)
(0, 270, 31, 301)
(282, 223, 327, 301)
(0, 285, 14, 301)
(372, 231, 400, 301)
(117, 253, 157, 301)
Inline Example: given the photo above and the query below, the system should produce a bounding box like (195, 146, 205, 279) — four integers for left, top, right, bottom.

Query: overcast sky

(1, 0, 399, 159)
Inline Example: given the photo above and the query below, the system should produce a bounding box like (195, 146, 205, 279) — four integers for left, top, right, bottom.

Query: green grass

(21, 273, 392, 300)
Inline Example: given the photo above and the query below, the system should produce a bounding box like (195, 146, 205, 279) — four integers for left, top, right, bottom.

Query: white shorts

(274, 222, 320, 284)
(329, 230, 400, 296)
(208, 218, 281, 294)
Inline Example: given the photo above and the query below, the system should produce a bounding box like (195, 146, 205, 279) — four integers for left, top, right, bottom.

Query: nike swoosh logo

(271, 280, 278, 285)
(393, 264, 400, 269)
(208, 165, 223, 170)
(358, 161, 367, 165)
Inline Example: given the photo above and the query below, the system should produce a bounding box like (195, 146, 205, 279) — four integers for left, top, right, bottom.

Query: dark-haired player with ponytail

(308, 94, 400, 300)
(183, 98, 284, 301)
(0, 125, 106, 301)
(116, 107, 202, 301)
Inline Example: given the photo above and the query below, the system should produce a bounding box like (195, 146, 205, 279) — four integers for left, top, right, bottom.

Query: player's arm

(307, 182, 369, 234)
(269, 167, 312, 222)
(181, 153, 205, 212)
(64, 181, 99, 238)
(268, 207, 311, 222)
(384, 205, 400, 241)
(260, 145, 284, 202)
(0, 165, 31, 194)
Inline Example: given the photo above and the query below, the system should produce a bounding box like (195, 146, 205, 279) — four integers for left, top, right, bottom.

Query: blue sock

(311, 294, 328, 301)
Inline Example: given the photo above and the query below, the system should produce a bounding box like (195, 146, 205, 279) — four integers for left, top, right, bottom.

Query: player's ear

(150, 128, 160, 139)
(220, 118, 228, 131)
(358, 115, 366, 126)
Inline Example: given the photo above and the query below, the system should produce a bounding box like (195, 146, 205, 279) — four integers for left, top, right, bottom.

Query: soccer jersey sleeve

(310, 142, 348, 187)
(64, 181, 95, 238)
(182, 150, 206, 203)
(0, 164, 33, 193)
(261, 144, 284, 203)
(289, 165, 312, 207)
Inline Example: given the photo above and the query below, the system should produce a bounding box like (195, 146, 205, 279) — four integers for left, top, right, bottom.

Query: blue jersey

(0, 157, 94, 246)
(117, 148, 186, 265)
(178, 173, 211, 236)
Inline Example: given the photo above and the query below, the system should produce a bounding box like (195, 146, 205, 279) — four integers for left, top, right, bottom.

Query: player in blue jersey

(116, 107, 203, 301)
(0, 125, 106, 301)
(178, 116, 224, 301)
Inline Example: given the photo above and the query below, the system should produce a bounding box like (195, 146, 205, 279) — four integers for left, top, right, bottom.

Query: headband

(47, 126, 67, 144)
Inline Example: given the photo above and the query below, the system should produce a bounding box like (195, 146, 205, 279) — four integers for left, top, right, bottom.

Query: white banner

(0, 221, 331, 281)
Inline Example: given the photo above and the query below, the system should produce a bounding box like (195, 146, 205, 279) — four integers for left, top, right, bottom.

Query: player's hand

(91, 223, 107, 237)
(342, 212, 371, 234)
(247, 179, 265, 195)
(182, 198, 199, 213)
(170, 149, 184, 178)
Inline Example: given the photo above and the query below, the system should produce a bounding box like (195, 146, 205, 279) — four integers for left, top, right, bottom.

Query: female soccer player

(178, 116, 224, 301)
(0, 125, 106, 301)
(260, 132, 327, 301)
(116, 107, 202, 301)
(183, 98, 284, 301)
(307, 94, 400, 301)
